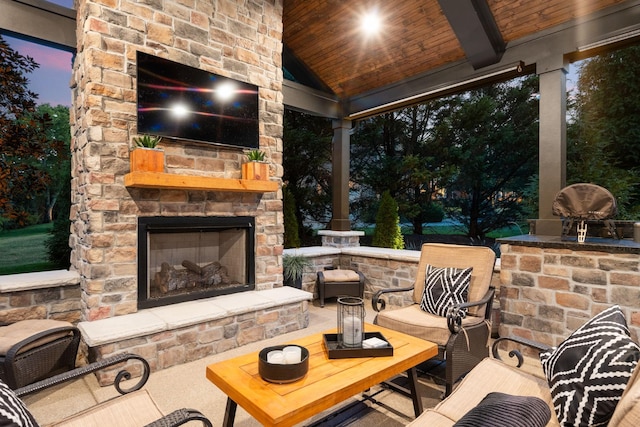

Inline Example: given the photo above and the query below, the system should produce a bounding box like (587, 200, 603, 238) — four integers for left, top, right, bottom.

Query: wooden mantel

(124, 171, 279, 193)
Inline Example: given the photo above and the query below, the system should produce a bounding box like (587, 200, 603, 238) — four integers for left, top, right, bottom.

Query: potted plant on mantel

(242, 149, 269, 181)
(283, 253, 311, 289)
(130, 135, 164, 173)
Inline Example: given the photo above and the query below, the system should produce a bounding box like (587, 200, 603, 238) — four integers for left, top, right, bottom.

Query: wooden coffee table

(206, 323, 438, 427)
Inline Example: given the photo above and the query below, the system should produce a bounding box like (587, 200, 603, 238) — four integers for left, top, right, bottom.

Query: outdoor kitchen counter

(498, 234, 640, 254)
(497, 233, 640, 346)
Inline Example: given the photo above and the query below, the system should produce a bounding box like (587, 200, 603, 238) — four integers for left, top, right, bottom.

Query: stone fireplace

(62, 2, 317, 376)
(137, 216, 256, 309)
(68, 0, 286, 323)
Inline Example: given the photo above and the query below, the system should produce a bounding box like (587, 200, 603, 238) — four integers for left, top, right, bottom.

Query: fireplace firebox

(137, 216, 255, 309)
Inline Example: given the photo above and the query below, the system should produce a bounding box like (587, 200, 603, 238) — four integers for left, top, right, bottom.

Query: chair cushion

(320, 270, 361, 282)
(411, 244, 495, 318)
(375, 304, 484, 346)
(0, 320, 74, 355)
(420, 265, 472, 317)
(610, 363, 640, 427)
(48, 389, 164, 427)
(453, 392, 551, 427)
(407, 358, 558, 427)
(540, 305, 640, 426)
(0, 378, 39, 427)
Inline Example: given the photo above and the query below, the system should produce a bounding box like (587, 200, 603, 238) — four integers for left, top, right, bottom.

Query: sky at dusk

(4, 35, 73, 107)
(3, 0, 73, 107)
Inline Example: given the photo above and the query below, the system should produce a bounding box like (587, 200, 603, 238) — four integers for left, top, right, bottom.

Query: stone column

(317, 230, 364, 248)
(535, 55, 568, 236)
(330, 119, 352, 231)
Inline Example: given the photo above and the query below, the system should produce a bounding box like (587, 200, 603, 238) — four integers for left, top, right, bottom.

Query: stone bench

(77, 287, 312, 383)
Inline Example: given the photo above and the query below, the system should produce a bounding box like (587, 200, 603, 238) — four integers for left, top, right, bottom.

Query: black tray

(323, 331, 393, 359)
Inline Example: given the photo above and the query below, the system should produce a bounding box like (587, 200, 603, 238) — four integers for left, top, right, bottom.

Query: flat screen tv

(136, 51, 259, 149)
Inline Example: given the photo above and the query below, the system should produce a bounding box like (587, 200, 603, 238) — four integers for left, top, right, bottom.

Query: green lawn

(0, 223, 56, 275)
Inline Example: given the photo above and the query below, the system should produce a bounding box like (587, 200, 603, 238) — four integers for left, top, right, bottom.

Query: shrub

(372, 191, 404, 249)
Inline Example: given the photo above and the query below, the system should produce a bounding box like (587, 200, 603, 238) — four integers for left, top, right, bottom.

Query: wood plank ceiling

(282, 0, 626, 99)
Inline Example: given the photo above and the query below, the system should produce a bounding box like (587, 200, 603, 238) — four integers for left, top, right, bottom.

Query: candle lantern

(337, 296, 365, 348)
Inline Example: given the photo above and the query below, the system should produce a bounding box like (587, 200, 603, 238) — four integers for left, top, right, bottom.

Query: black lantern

(337, 296, 365, 348)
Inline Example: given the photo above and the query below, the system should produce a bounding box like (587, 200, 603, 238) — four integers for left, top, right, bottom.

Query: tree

(283, 186, 301, 248)
(568, 45, 640, 217)
(351, 102, 454, 233)
(372, 190, 404, 249)
(436, 76, 539, 238)
(282, 109, 332, 240)
(45, 164, 71, 269)
(35, 104, 71, 223)
(0, 35, 64, 228)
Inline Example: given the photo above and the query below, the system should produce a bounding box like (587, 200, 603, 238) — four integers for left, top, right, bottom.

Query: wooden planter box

(130, 148, 165, 173)
(242, 162, 269, 180)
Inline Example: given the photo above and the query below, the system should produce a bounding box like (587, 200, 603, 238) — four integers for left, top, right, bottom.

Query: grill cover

(552, 183, 617, 220)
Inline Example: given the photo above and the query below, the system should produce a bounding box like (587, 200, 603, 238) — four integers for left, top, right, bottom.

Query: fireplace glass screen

(138, 216, 255, 308)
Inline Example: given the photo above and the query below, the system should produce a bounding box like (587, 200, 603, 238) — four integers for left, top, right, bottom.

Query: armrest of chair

(491, 336, 553, 368)
(371, 286, 415, 312)
(446, 286, 495, 333)
(146, 408, 213, 427)
(14, 353, 150, 398)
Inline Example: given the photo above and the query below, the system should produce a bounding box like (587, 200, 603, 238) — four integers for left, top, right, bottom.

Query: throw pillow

(540, 305, 640, 426)
(419, 265, 472, 317)
(454, 392, 551, 427)
(0, 379, 39, 427)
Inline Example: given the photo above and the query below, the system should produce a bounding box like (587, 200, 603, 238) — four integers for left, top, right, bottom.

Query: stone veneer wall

(290, 246, 503, 306)
(499, 241, 640, 347)
(69, 0, 284, 322)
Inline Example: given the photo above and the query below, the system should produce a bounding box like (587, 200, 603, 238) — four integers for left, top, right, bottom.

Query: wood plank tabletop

(206, 323, 438, 427)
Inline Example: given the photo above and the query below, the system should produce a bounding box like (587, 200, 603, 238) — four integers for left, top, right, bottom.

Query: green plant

(283, 253, 311, 283)
(245, 149, 266, 162)
(372, 190, 404, 249)
(133, 135, 162, 149)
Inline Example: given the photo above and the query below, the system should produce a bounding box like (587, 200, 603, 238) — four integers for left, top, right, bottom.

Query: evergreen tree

(435, 76, 539, 238)
(372, 191, 404, 249)
(568, 45, 640, 216)
(45, 166, 71, 269)
(282, 109, 332, 238)
(350, 103, 454, 233)
(283, 186, 301, 248)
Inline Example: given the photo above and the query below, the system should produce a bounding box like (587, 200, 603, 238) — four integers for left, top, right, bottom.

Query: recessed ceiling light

(361, 10, 382, 36)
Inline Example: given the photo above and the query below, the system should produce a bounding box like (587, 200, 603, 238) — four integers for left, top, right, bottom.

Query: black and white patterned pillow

(540, 305, 640, 426)
(0, 379, 39, 427)
(454, 392, 551, 427)
(420, 265, 472, 317)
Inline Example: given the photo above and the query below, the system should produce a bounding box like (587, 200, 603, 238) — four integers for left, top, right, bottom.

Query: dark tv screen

(136, 51, 259, 149)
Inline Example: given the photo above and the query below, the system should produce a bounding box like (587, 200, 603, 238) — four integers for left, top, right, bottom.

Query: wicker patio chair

(14, 353, 212, 426)
(0, 319, 81, 389)
(372, 243, 496, 397)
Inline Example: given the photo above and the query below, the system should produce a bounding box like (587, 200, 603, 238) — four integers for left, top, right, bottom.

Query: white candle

(343, 315, 362, 347)
(283, 346, 302, 364)
(267, 350, 285, 364)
